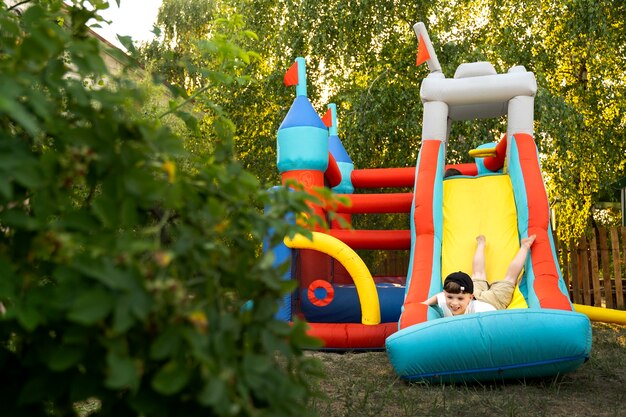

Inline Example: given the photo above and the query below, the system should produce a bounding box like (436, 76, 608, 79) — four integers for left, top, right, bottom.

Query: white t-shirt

(436, 292, 496, 317)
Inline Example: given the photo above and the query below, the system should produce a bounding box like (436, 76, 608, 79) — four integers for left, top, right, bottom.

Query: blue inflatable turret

(326, 103, 354, 194)
(277, 57, 328, 174)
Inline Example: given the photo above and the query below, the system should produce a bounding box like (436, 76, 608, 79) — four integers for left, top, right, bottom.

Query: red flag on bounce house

(416, 34, 430, 66)
(321, 108, 332, 127)
(284, 61, 299, 86)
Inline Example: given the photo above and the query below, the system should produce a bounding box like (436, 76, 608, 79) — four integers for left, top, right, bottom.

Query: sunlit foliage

(144, 0, 625, 244)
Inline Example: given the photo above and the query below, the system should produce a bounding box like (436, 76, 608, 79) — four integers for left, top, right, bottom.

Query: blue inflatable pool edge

(385, 309, 592, 383)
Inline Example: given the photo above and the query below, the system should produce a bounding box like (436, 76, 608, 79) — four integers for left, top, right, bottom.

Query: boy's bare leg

(503, 235, 537, 285)
(472, 235, 487, 281)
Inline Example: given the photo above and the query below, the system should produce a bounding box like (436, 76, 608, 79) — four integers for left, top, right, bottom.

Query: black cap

(444, 271, 473, 294)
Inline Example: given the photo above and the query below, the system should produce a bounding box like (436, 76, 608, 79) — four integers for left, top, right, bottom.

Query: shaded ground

(308, 323, 626, 417)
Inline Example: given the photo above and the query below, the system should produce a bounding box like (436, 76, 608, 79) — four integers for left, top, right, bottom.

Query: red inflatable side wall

(514, 134, 571, 310)
(399, 140, 442, 329)
(307, 322, 399, 349)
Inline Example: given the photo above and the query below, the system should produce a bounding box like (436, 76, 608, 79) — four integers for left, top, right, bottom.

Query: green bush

(0, 1, 321, 416)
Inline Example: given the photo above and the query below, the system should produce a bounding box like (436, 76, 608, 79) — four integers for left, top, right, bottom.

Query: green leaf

(105, 351, 140, 391)
(117, 35, 136, 54)
(69, 39, 107, 74)
(91, 194, 118, 228)
(67, 288, 113, 324)
(120, 197, 138, 226)
(13, 158, 42, 188)
(0, 96, 39, 137)
(0, 176, 12, 199)
(288, 319, 323, 349)
(242, 30, 258, 40)
(15, 304, 43, 331)
(151, 360, 191, 395)
(57, 209, 99, 232)
(151, 25, 161, 37)
(45, 345, 84, 371)
(25, 88, 54, 120)
(0, 15, 19, 37)
(0, 209, 39, 230)
(112, 297, 135, 334)
(149, 326, 182, 360)
(129, 287, 152, 321)
(243, 353, 271, 374)
(181, 327, 211, 362)
(21, 3, 46, 26)
(197, 377, 227, 407)
(69, 373, 100, 404)
(0, 258, 17, 298)
(174, 110, 199, 133)
(123, 169, 161, 200)
(52, 266, 80, 284)
(72, 258, 136, 290)
(18, 376, 50, 405)
(258, 251, 275, 270)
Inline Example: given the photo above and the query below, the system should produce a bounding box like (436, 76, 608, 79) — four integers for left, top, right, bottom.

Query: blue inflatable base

(386, 309, 592, 383)
(301, 283, 404, 323)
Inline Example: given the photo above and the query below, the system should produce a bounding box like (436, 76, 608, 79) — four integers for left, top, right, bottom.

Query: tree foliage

(430, 0, 626, 241)
(144, 0, 625, 244)
(0, 1, 321, 415)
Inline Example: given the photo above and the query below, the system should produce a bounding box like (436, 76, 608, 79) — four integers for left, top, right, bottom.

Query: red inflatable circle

(307, 280, 334, 307)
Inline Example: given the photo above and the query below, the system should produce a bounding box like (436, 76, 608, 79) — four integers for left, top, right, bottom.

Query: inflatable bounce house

(268, 22, 626, 380)
(268, 56, 410, 349)
(384, 23, 592, 382)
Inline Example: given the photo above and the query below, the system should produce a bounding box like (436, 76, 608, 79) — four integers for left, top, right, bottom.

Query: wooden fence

(557, 226, 626, 310)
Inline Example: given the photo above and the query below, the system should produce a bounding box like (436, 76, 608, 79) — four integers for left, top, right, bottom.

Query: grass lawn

(308, 323, 626, 417)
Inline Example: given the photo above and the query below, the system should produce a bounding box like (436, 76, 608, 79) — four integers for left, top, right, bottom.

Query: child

(421, 234, 537, 316)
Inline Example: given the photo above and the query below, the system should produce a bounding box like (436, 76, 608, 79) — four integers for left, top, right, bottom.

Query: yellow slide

(442, 174, 626, 324)
(442, 174, 528, 309)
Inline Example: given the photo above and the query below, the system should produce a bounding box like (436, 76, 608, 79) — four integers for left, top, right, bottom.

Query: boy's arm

(421, 294, 439, 306)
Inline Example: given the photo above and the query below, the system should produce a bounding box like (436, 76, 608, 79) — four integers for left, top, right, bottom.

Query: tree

(0, 1, 321, 415)
(427, 0, 626, 242)
(143, 0, 625, 244)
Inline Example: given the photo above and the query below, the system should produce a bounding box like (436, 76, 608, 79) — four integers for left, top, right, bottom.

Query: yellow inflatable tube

(574, 304, 626, 325)
(468, 148, 496, 158)
(283, 232, 381, 325)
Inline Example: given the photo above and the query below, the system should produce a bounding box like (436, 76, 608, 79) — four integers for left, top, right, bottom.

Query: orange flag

(284, 62, 299, 86)
(416, 34, 430, 66)
(321, 108, 332, 127)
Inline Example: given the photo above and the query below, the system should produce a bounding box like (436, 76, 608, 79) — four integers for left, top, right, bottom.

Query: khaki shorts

(473, 279, 515, 310)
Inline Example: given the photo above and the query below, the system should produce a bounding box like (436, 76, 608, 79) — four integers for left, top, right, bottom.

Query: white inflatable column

(422, 100, 449, 142)
(507, 96, 534, 139)
(506, 66, 535, 139)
